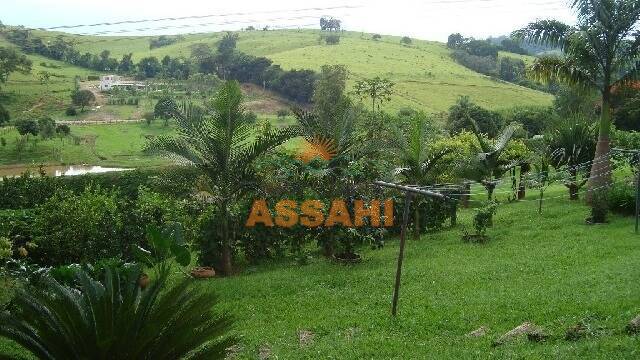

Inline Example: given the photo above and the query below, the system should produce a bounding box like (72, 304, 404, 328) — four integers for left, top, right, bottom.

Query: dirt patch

(297, 329, 315, 347)
(240, 83, 293, 115)
(79, 81, 106, 106)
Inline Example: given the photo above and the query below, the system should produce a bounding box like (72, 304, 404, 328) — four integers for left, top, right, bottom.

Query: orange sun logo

(297, 135, 338, 163)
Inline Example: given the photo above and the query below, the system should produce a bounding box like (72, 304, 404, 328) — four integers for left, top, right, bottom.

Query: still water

(0, 165, 131, 178)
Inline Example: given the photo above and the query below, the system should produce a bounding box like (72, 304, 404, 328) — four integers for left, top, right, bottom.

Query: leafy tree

(190, 43, 216, 74)
(56, 124, 71, 136)
(0, 47, 32, 86)
(0, 103, 9, 127)
(447, 96, 503, 137)
(320, 17, 341, 31)
(400, 36, 412, 45)
(504, 106, 557, 137)
(138, 56, 161, 78)
(37, 116, 56, 139)
(0, 266, 235, 359)
(118, 53, 135, 73)
(447, 33, 465, 49)
(498, 57, 526, 82)
(463, 39, 500, 58)
(513, 0, 640, 196)
(323, 34, 341, 45)
(451, 50, 497, 76)
(71, 89, 96, 112)
(215, 32, 239, 79)
(354, 76, 394, 117)
(15, 118, 39, 136)
(154, 96, 178, 126)
(553, 86, 599, 118)
(500, 38, 528, 55)
(372, 34, 382, 41)
(392, 112, 451, 239)
(313, 65, 350, 126)
(145, 81, 299, 275)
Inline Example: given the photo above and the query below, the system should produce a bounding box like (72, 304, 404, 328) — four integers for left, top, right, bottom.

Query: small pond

(0, 165, 132, 178)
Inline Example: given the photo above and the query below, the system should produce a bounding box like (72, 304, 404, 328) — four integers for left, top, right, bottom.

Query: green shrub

(608, 181, 635, 216)
(0, 266, 235, 359)
(0, 236, 12, 261)
(474, 201, 497, 236)
(0, 137, 6, 147)
(65, 106, 77, 116)
(588, 191, 609, 224)
(32, 187, 125, 265)
(87, 75, 100, 81)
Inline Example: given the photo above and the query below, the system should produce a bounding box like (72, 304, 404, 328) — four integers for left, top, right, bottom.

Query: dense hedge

(0, 166, 200, 209)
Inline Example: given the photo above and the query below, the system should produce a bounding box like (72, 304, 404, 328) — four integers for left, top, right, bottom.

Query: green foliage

(0, 266, 235, 359)
(448, 96, 504, 137)
(0, 236, 11, 261)
(451, 50, 497, 76)
(400, 36, 412, 45)
(37, 116, 55, 139)
(14, 118, 38, 136)
(473, 201, 498, 237)
(498, 57, 526, 82)
(55, 123, 71, 136)
(313, 64, 350, 126)
(0, 46, 32, 86)
(135, 223, 191, 268)
(354, 76, 394, 114)
(503, 106, 556, 137)
(32, 187, 124, 265)
(607, 180, 635, 216)
(372, 34, 382, 41)
(323, 34, 341, 45)
(154, 96, 177, 120)
(71, 89, 95, 111)
(146, 81, 299, 274)
(65, 106, 77, 116)
(137, 56, 161, 78)
(0, 103, 9, 127)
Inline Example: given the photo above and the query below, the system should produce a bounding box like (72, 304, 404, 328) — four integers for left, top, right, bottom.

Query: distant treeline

(1, 27, 316, 103)
(447, 33, 559, 94)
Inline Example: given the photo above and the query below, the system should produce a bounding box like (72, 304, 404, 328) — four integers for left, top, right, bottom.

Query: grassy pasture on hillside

(31, 30, 553, 113)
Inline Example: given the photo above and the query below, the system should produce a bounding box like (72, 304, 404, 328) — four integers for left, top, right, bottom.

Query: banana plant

(134, 222, 191, 274)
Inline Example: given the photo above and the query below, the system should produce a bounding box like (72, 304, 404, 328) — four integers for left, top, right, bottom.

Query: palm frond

(512, 19, 575, 51)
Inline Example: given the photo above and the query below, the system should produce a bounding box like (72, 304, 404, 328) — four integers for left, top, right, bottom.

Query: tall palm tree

(145, 81, 299, 275)
(391, 114, 451, 239)
(513, 0, 640, 197)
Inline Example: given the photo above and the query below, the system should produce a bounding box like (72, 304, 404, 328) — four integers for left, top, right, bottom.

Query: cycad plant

(465, 115, 518, 200)
(392, 113, 451, 239)
(0, 266, 235, 359)
(145, 81, 299, 275)
(513, 0, 640, 197)
(548, 118, 597, 200)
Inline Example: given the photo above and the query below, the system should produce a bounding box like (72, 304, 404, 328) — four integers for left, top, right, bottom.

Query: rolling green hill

(14, 30, 552, 114)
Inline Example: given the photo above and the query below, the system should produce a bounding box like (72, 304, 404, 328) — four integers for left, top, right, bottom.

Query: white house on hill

(100, 75, 146, 92)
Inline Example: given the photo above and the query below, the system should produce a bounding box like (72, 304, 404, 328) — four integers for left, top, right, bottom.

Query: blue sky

(3, 0, 576, 42)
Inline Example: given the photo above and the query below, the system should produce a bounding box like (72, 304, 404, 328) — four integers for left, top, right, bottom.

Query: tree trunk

(586, 90, 613, 202)
(538, 189, 544, 214)
(220, 208, 233, 276)
(413, 206, 420, 240)
(568, 167, 579, 200)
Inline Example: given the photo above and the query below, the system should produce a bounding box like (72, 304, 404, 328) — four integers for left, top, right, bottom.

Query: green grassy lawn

(0, 122, 173, 168)
(202, 185, 639, 359)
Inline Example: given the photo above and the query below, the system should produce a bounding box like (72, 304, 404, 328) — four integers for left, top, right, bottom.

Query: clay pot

(138, 273, 150, 289)
(190, 267, 216, 279)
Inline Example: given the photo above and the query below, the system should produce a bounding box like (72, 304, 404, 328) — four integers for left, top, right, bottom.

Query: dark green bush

(65, 106, 77, 116)
(87, 75, 100, 81)
(608, 181, 635, 216)
(32, 187, 125, 265)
